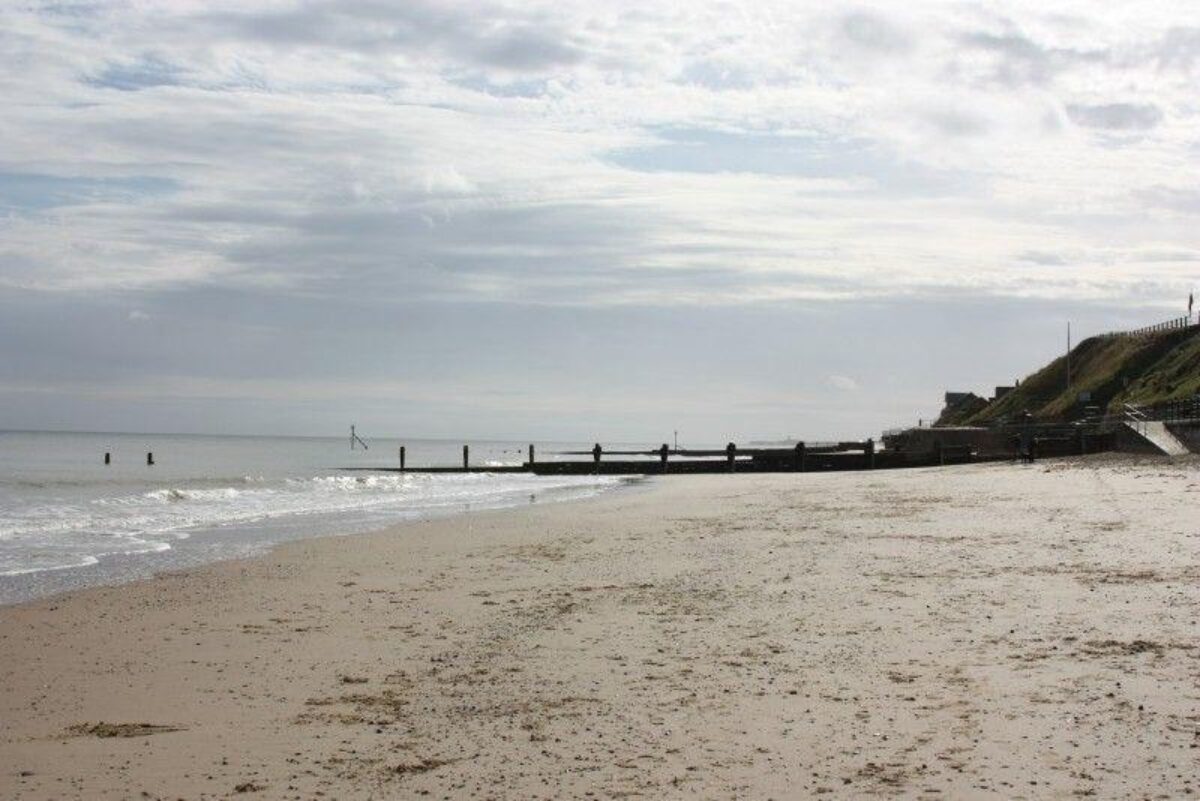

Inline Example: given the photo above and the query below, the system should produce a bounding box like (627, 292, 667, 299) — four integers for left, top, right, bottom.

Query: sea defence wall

(884, 424, 1117, 460)
(1165, 421, 1200, 453)
(1113, 425, 1169, 455)
(884, 426, 1014, 457)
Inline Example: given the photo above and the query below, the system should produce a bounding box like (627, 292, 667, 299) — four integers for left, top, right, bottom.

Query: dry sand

(1, 457, 1198, 799)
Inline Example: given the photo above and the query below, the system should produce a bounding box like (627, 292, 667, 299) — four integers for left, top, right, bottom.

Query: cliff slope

(963, 325, 1200, 424)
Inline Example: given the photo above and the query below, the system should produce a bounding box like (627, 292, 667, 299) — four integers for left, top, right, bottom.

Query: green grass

(1113, 333, 1200, 405)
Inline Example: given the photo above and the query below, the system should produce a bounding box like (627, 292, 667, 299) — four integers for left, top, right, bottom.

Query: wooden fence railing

(1099, 316, 1195, 339)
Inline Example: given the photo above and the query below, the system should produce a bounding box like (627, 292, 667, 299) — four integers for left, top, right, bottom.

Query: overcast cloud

(2, 1, 1198, 441)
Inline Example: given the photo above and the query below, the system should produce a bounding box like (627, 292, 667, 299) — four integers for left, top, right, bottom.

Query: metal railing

(1131, 397, 1200, 423)
(1123, 403, 1149, 436)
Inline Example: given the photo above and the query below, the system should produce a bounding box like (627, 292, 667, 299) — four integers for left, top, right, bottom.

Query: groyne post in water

(399, 446, 406, 471)
(463, 445, 469, 471)
(592, 443, 602, 473)
(147, 452, 154, 466)
(795, 442, 806, 472)
(659, 443, 669, 473)
(726, 442, 736, 472)
(104, 452, 110, 465)
(528, 444, 535, 466)
(865, 438, 875, 469)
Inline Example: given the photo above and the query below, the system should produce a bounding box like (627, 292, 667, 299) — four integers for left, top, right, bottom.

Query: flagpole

(1066, 321, 1071, 391)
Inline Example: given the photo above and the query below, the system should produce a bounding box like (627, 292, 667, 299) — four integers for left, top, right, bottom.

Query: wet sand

(1, 457, 1197, 799)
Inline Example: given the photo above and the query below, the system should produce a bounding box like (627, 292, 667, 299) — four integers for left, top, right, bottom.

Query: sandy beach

(1, 457, 1197, 799)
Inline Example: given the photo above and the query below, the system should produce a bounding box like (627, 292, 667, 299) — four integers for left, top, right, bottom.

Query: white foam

(0, 471, 619, 577)
(1, 553, 100, 577)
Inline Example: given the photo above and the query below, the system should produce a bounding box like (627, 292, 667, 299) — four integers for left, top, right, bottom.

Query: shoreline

(0, 473, 636, 607)
(2, 458, 1197, 799)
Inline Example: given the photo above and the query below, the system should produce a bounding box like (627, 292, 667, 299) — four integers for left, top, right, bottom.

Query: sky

(1, 0, 1199, 443)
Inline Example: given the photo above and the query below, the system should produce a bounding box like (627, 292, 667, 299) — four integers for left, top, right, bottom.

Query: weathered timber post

(104, 452, 111, 465)
(147, 452, 154, 466)
(462, 445, 469, 471)
(592, 443, 602, 473)
(659, 443, 669, 473)
(795, 441, 806, 472)
(528, 443, 535, 466)
(399, 446, 406, 471)
(726, 442, 736, 472)
(865, 438, 875, 469)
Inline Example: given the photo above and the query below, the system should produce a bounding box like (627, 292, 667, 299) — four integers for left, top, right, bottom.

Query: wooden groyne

(341, 439, 1010, 476)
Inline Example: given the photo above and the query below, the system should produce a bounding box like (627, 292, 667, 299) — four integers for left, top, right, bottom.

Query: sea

(0, 431, 633, 605)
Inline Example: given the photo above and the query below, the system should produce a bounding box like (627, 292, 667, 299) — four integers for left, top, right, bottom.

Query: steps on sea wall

(1122, 421, 1191, 456)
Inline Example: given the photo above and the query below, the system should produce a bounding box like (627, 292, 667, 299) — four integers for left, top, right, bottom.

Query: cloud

(85, 57, 183, 92)
(0, 0, 1196, 311)
(960, 31, 1055, 85)
(1130, 185, 1200, 215)
(827, 375, 859, 392)
(957, 29, 1109, 87)
(1152, 26, 1200, 71)
(187, 1, 587, 73)
(1066, 102, 1163, 131)
(1018, 250, 1068, 266)
(0, 172, 177, 212)
(838, 11, 913, 55)
(921, 108, 989, 138)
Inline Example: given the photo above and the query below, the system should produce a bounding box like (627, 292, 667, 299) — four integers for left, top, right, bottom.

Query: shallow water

(0, 431, 629, 603)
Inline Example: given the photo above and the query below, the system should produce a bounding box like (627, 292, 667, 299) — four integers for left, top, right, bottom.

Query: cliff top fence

(1098, 315, 1196, 339)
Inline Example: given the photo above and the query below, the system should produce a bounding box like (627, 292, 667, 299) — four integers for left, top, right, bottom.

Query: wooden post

(104, 452, 111, 465)
(462, 445, 469, 471)
(795, 441, 806, 472)
(726, 442, 736, 472)
(592, 443, 602, 472)
(934, 441, 943, 467)
(528, 443, 535, 466)
(659, 443, 669, 473)
(865, 438, 875, 469)
(399, 446, 406, 471)
(147, 452, 154, 466)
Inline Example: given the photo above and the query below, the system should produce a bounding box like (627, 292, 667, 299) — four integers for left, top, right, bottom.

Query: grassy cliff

(962, 326, 1200, 425)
